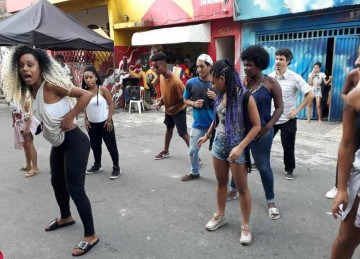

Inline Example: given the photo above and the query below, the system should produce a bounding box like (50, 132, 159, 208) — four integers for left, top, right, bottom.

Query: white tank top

(44, 97, 71, 118)
(85, 87, 109, 123)
(32, 81, 76, 147)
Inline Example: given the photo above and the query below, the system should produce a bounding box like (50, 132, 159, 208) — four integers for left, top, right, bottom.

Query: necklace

(89, 85, 99, 95)
(247, 75, 265, 93)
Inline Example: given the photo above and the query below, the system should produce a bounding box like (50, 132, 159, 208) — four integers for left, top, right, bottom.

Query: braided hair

(211, 59, 246, 145)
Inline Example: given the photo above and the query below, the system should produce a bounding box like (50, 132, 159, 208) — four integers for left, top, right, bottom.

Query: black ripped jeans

(50, 127, 95, 237)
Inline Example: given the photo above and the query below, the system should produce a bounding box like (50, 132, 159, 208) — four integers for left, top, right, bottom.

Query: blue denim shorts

(211, 133, 246, 164)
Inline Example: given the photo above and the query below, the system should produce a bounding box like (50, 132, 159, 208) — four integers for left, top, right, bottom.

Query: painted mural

(235, 0, 360, 20)
(101, 46, 163, 107)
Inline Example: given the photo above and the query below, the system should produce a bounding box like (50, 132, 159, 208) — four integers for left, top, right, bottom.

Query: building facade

(235, 0, 360, 120)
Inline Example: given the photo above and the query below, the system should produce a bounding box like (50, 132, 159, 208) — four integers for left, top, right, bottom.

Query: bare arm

(323, 75, 332, 85)
(184, 98, 204, 108)
(289, 90, 314, 118)
(228, 96, 261, 161)
(101, 86, 115, 121)
(48, 84, 92, 130)
(197, 120, 215, 146)
(101, 86, 115, 131)
(341, 69, 357, 100)
(308, 74, 314, 86)
(332, 89, 359, 218)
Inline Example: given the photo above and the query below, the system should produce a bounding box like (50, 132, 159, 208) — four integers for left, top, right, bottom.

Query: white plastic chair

(129, 86, 145, 114)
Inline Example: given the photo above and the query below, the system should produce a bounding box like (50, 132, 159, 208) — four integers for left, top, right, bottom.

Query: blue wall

(235, 0, 360, 21)
(239, 8, 360, 120)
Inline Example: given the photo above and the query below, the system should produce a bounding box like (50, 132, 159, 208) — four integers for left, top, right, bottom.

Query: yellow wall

(108, 0, 152, 47)
(55, 0, 137, 47)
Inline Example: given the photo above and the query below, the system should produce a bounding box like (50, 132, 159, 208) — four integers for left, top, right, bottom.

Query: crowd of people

(2, 44, 360, 257)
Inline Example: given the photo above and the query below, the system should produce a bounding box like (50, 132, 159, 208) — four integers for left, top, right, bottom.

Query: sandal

(72, 238, 99, 257)
(25, 170, 40, 178)
(268, 207, 280, 220)
(45, 218, 76, 231)
(19, 166, 31, 171)
(154, 151, 170, 160)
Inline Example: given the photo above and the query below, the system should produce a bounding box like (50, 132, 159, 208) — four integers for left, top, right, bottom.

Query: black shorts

(164, 108, 188, 137)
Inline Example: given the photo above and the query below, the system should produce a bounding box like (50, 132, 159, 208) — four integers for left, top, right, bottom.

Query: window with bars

(257, 26, 360, 43)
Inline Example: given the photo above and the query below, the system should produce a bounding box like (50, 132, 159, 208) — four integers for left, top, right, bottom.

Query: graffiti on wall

(100, 46, 162, 106)
(235, 0, 360, 20)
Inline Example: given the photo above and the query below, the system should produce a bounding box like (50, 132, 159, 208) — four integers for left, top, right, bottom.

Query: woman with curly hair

(228, 45, 283, 220)
(197, 59, 260, 245)
(82, 66, 121, 179)
(2, 45, 99, 256)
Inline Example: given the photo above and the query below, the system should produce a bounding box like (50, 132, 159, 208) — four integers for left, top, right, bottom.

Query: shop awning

(131, 23, 211, 46)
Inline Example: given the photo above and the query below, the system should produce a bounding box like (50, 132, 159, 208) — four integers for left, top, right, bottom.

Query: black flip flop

(45, 218, 75, 231)
(72, 238, 99, 257)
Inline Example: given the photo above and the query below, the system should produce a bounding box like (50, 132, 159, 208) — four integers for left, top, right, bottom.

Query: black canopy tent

(0, 0, 114, 51)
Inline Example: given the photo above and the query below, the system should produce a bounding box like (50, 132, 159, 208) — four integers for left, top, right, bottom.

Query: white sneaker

(326, 187, 338, 199)
(240, 224, 252, 245)
(206, 213, 227, 231)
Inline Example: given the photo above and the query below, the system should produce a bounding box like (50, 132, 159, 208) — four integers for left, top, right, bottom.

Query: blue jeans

(212, 132, 246, 163)
(230, 128, 275, 203)
(189, 128, 207, 175)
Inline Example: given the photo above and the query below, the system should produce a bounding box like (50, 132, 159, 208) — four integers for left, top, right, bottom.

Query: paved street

(0, 103, 359, 259)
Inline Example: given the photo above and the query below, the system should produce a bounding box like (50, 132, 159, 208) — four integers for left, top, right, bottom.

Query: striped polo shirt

(269, 69, 311, 124)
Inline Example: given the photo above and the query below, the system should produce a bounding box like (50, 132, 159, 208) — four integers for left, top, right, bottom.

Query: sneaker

(86, 164, 102, 174)
(206, 213, 227, 231)
(181, 173, 200, 181)
(154, 151, 170, 160)
(240, 224, 252, 245)
(227, 190, 238, 201)
(326, 186, 338, 199)
(285, 171, 295, 180)
(110, 166, 121, 180)
(198, 158, 202, 168)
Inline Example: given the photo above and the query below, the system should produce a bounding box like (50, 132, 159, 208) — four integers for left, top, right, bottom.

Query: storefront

(111, 0, 240, 75)
(235, 0, 360, 120)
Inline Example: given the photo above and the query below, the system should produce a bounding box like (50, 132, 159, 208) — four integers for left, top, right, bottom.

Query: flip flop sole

(45, 219, 76, 231)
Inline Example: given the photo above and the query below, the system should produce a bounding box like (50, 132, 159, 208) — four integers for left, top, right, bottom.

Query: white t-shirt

(308, 72, 326, 87)
(270, 69, 311, 124)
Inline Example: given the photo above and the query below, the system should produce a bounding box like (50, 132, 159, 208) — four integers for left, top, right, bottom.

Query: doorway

(216, 36, 235, 64)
